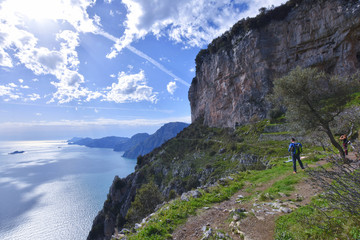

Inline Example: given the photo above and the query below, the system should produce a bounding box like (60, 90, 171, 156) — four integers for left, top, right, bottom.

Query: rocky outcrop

(189, 0, 360, 128)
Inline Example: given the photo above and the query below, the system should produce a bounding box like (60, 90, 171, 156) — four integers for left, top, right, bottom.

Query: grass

(125, 175, 245, 240)
(275, 197, 360, 240)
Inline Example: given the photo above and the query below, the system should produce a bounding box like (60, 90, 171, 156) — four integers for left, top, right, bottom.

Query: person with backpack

(288, 138, 304, 173)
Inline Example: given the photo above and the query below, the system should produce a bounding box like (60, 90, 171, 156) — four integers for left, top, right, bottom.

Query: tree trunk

(324, 125, 345, 159)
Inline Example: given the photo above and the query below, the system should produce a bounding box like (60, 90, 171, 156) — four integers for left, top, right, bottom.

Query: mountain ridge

(68, 122, 189, 159)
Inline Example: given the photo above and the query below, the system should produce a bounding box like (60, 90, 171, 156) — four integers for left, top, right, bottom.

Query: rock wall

(189, 0, 360, 128)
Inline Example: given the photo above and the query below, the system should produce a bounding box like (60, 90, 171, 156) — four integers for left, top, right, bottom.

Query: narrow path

(172, 174, 291, 240)
(172, 152, 359, 240)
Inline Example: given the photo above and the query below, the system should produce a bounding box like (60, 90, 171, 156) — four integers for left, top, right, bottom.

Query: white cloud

(0, 48, 13, 67)
(0, 85, 13, 96)
(109, 0, 287, 53)
(26, 93, 41, 101)
(93, 14, 102, 26)
(0, 115, 191, 128)
(104, 70, 158, 103)
(18, 79, 24, 83)
(0, 0, 103, 103)
(0, 0, 98, 33)
(167, 81, 177, 95)
(0, 84, 21, 100)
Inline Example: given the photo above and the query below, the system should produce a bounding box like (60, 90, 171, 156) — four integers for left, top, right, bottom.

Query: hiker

(288, 138, 304, 173)
(339, 134, 348, 155)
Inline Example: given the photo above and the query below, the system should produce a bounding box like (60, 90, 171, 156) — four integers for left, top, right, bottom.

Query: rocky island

(8, 150, 25, 155)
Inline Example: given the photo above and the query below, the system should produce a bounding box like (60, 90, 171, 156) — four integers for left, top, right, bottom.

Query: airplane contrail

(96, 30, 190, 87)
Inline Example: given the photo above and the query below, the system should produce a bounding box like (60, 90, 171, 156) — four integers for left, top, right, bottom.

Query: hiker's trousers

(292, 154, 304, 172)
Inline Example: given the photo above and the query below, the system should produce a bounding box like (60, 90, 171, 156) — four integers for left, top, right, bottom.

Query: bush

(307, 144, 360, 216)
(126, 182, 164, 225)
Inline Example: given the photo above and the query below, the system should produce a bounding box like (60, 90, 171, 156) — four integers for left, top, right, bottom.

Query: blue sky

(0, 0, 286, 140)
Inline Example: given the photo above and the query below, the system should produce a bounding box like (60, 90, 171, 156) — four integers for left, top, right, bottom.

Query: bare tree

(307, 141, 360, 216)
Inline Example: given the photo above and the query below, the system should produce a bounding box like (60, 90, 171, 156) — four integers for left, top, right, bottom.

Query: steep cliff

(189, 0, 360, 128)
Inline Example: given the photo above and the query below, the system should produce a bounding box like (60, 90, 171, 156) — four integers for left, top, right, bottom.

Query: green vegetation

(275, 197, 360, 240)
(125, 175, 245, 240)
(126, 182, 164, 226)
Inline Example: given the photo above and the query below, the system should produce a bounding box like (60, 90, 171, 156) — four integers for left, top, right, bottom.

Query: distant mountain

(113, 133, 150, 152)
(122, 122, 189, 159)
(68, 136, 129, 149)
(68, 122, 189, 159)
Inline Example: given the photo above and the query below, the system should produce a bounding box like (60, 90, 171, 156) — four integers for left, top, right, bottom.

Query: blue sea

(0, 140, 136, 240)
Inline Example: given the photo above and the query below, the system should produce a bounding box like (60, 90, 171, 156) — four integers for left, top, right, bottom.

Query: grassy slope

(116, 118, 354, 239)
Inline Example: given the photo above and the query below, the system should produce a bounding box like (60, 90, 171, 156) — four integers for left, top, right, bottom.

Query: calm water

(0, 140, 136, 240)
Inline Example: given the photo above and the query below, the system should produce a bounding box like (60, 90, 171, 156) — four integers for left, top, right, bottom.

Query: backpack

(291, 143, 302, 155)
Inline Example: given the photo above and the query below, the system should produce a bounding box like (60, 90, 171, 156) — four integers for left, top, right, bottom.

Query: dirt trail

(172, 153, 358, 240)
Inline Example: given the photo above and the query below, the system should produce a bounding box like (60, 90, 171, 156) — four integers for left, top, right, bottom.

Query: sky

(0, 0, 287, 140)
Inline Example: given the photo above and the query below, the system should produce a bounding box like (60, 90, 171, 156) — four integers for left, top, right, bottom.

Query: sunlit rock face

(189, 0, 360, 128)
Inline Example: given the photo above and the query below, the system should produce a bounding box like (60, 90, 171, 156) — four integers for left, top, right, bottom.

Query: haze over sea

(0, 140, 136, 240)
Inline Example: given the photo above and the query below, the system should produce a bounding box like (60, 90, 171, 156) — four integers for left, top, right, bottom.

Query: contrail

(96, 31, 190, 87)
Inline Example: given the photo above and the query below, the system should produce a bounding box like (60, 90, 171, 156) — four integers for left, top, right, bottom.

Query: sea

(0, 140, 137, 240)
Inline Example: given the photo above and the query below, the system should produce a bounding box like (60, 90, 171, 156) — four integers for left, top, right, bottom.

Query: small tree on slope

(268, 66, 360, 159)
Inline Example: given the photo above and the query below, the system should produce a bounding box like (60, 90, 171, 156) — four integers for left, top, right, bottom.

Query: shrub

(126, 182, 164, 225)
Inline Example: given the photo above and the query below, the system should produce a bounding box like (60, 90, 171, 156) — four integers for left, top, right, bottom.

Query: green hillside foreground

(111, 118, 360, 240)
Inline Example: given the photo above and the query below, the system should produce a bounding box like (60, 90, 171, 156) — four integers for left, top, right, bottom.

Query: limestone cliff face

(189, 0, 360, 128)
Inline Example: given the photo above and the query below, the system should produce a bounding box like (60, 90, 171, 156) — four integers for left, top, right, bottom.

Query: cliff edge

(189, 0, 360, 128)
